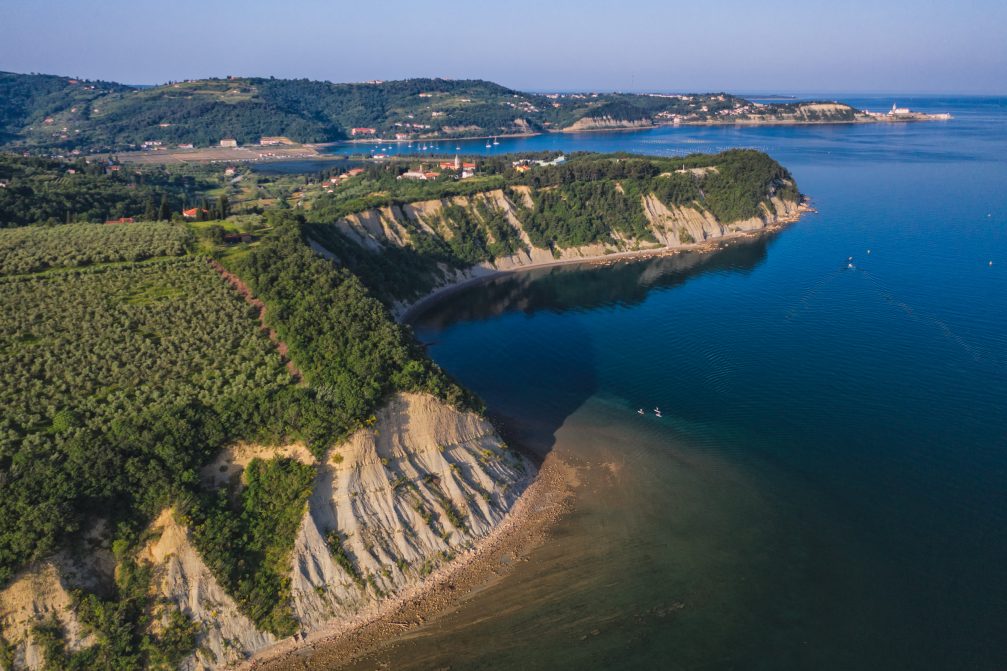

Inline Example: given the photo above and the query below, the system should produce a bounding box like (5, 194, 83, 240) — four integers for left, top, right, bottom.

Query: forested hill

(0, 70, 867, 153)
(302, 150, 803, 304)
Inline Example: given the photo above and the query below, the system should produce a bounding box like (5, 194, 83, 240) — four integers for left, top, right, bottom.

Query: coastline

(240, 453, 577, 671)
(331, 115, 949, 147)
(106, 116, 950, 165)
(398, 201, 814, 324)
(226, 203, 812, 668)
(216, 200, 811, 668)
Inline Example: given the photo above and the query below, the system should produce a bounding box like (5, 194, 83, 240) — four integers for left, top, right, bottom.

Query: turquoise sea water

(338, 97, 1007, 670)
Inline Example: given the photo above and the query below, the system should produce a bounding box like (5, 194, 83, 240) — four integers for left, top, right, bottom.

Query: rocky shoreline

(240, 454, 577, 670)
(397, 200, 814, 324)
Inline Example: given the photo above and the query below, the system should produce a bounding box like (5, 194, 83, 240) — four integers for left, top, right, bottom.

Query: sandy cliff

(0, 561, 97, 669)
(3, 392, 533, 670)
(563, 116, 654, 132)
(138, 510, 278, 671)
(289, 392, 534, 630)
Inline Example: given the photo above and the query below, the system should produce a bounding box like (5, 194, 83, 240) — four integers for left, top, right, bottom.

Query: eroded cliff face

(138, 510, 277, 671)
(290, 392, 534, 630)
(0, 561, 97, 669)
(3, 393, 532, 670)
(563, 115, 655, 131)
(0, 522, 114, 671)
(317, 185, 802, 317)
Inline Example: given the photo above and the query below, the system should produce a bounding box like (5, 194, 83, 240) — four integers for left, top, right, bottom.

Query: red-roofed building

(104, 217, 135, 225)
(351, 128, 377, 136)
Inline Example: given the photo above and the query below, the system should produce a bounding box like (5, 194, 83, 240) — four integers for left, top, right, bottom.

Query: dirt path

(208, 259, 303, 380)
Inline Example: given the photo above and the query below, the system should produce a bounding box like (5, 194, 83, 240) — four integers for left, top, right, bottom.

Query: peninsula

(0, 148, 806, 670)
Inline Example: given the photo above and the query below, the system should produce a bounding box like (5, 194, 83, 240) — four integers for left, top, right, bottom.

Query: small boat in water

(637, 409, 645, 415)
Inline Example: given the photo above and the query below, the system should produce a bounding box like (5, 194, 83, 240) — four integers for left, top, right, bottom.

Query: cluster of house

(501, 99, 541, 114)
(654, 102, 752, 124)
(320, 168, 366, 191)
(398, 156, 478, 181)
(511, 155, 567, 172)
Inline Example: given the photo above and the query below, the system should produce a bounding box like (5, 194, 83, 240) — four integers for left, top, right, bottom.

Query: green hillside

(0, 71, 866, 153)
(0, 148, 801, 668)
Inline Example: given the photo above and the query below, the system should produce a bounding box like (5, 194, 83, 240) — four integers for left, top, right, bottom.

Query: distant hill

(0, 71, 869, 153)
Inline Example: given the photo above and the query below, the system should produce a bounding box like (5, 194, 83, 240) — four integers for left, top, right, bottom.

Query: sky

(2, 0, 1005, 94)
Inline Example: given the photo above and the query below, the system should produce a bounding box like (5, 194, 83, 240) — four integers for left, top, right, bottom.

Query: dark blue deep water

(343, 97, 1007, 670)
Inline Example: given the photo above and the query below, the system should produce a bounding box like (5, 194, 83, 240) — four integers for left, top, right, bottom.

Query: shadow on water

(410, 234, 776, 462)
(414, 234, 775, 329)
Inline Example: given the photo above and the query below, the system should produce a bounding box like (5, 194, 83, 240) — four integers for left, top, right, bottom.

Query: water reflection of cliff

(413, 234, 776, 330)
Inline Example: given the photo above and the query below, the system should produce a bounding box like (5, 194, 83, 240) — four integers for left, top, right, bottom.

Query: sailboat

(493, 136, 500, 145)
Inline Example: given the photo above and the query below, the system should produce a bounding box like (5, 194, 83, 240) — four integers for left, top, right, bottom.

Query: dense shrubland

(0, 222, 192, 274)
(0, 258, 299, 586)
(0, 153, 220, 227)
(185, 457, 317, 637)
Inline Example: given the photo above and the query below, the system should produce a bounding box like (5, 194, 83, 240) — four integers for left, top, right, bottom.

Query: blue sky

(2, 0, 1005, 93)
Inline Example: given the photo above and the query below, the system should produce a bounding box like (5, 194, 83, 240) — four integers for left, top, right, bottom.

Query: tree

(157, 193, 170, 221)
(143, 196, 157, 221)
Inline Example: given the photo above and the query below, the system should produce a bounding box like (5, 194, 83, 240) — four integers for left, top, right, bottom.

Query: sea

(294, 96, 1007, 670)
